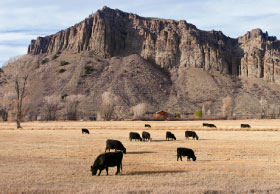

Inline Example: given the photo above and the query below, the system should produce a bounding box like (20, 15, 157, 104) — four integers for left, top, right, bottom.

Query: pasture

(0, 120, 280, 193)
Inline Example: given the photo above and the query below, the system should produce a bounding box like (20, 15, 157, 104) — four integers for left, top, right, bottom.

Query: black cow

(177, 147, 196, 161)
(207, 123, 216, 128)
(202, 123, 209, 127)
(142, 131, 151, 141)
(166, 131, 176, 141)
(82, 128, 90, 134)
(203, 123, 216, 128)
(129, 132, 142, 141)
(91, 152, 123, 176)
(185, 131, 199, 140)
(241, 124, 251, 128)
(145, 124, 151, 128)
(105, 139, 126, 154)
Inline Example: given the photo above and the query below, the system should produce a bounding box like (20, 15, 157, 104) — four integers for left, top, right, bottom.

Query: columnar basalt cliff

(28, 7, 242, 75)
(28, 7, 280, 84)
(238, 29, 280, 84)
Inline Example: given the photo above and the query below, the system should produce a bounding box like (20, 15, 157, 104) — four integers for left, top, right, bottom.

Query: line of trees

(1, 60, 280, 128)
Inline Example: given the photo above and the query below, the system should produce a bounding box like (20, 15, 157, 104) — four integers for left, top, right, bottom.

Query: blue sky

(1, 0, 280, 67)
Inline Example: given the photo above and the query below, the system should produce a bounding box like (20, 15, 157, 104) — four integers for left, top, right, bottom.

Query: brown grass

(0, 120, 280, 193)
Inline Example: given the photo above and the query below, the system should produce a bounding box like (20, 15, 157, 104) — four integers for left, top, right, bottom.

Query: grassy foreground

(0, 120, 280, 193)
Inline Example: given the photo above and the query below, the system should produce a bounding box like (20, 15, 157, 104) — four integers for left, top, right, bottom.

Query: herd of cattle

(86, 122, 251, 176)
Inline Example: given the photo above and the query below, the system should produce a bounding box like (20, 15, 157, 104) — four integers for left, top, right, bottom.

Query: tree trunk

(17, 116, 22, 129)
(16, 112, 22, 128)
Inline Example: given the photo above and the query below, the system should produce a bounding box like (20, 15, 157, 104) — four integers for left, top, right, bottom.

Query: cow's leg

(116, 165, 120, 175)
(98, 169, 102, 176)
(120, 162, 122, 171)
(180, 156, 182, 161)
(177, 155, 179, 161)
(106, 167, 109, 176)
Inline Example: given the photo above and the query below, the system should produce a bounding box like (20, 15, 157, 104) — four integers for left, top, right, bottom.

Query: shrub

(58, 69, 66, 73)
(61, 94, 68, 100)
(222, 96, 234, 118)
(132, 103, 147, 120)
(52, 54, 59, 60)
(175, 113, 181, 118)
(100, 91, 116, 121)
(84, 66, 94, 75)
(60, 61, 69, 66)
(194, 110, 202, 118)
(42, 58, 49, 64)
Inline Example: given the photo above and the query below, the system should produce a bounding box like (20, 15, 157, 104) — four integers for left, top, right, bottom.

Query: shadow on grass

(125, 170, 186, 176)
(126, 151, 156, 154)
(185, 139, 212, 141)
(151, 139, 169, 142)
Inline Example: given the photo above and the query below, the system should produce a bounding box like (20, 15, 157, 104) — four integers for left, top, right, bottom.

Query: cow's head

(123, 148, 127, 154)
(196, 135, 199, 140)
(192, 156, 196, 161)
(91, 165, 97, 176)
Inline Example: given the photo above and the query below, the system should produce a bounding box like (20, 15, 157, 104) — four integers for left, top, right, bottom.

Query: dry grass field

(0, 120, 280, 194)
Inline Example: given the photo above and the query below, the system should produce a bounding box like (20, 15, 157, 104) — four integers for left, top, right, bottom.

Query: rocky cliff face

(238, 29, 280, 84)
(28, 7, 241, 75)
(28, 7, 280, 84)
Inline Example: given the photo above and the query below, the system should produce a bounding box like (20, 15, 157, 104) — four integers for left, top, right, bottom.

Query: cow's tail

(121, 162, 122, 171)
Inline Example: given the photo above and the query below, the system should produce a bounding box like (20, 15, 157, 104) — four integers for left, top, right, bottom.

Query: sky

(1, 0, 280, 67)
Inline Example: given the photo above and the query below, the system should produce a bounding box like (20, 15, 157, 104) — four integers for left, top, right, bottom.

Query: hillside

(1, 6, 280, 120)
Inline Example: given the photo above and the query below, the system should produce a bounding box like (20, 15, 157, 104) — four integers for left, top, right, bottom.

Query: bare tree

(64, 94, 85, 120)
(2, 55, 30, 128)
(270, 104, 277, 119)
(202, 103, 206, 118)
(259, 96, 268, 118)
(0, 101, 8, 121)
(132, 103, 147, 120)
(44, 95, 61, 120)
(4, 61, 29, 128)
(14, 70, 28, 128)
(101, 91, 116, 121)
(222, 96, 234, 119)
(0, 93, 18, 121)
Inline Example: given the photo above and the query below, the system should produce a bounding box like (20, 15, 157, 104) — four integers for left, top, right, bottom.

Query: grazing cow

(185, 131, 199, 140)
(177, 147, 196, 161)
(105, 139, 126, 154)
(82, 128, 90, 134)
(241, 124, 251, 128)
(203, 123, 216, 128)
(129, 132, 142, 141)
(145, 124, 151, 128)
(202, 123, 209, 127)
(91, 152, 123, 176)
(207, 123, 216, 128)
(166, 131, 176, 141)
(142, 131, 151, 141)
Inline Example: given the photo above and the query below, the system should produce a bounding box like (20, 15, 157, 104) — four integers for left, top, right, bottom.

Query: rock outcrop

(28, 7, 280, 84)
(28, 6, 241, 75)
(238, 29, 280, 84)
